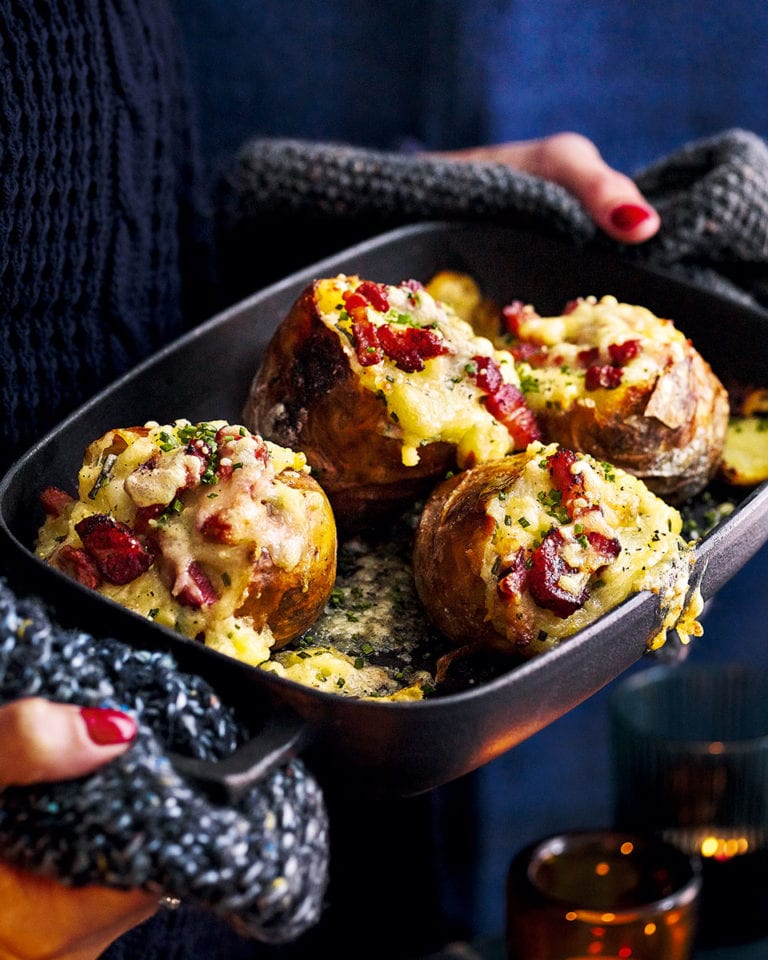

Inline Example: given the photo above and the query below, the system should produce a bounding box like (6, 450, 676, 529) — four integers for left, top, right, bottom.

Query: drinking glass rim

(609, 663, 768, 750)
(519, 829, 702, 918)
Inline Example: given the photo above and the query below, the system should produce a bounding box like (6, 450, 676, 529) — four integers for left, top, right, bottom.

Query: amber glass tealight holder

(506, 829, 700, 960)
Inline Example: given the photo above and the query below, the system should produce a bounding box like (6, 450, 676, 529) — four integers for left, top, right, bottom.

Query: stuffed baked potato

(496, 295, 730, 502)
(244, 274, 539, 526)
(36, 420, 337, 666)
(413, 441, 702, 662)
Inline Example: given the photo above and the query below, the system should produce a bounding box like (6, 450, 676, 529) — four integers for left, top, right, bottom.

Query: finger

(0, 698, 137, 788)
(442, 133, 661, 245)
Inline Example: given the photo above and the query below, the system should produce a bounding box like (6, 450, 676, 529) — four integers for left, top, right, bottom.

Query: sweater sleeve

(0, 1, 209, 472)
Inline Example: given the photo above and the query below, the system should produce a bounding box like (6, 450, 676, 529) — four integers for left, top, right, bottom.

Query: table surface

(422, 934, 768, 960)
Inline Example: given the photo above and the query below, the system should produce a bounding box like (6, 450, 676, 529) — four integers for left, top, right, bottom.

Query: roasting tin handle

(168, 708, 312, 804)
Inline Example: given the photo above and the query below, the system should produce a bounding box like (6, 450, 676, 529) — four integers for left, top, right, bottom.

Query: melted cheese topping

(36, 420, 324, 666)
(316, 274, 522, 467)
(483, 441, 700, 655)
(515, 296, 690, 417)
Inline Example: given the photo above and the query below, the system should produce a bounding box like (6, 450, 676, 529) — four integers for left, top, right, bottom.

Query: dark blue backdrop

(176, 0, 768, 177)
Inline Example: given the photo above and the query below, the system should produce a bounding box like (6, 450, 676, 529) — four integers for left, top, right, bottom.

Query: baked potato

(243, 274, 540, 526)
(413, 441, 702, 663)
(427, 273, 730, 504)
(718, 387, 768, 487)
(497, 295, 730, 503)
(35, 420, 337, 666)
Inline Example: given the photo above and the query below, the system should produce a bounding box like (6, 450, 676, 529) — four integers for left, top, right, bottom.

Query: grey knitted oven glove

(214, 135, 595, 297)
(0, 578, 329, 945)
(226, 136, 595, 240)
(627, 128, 768, 309)
(220, 128, 768, 312)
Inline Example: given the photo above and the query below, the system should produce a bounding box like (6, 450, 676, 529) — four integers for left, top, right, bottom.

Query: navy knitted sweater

(0, 2, 204, 472)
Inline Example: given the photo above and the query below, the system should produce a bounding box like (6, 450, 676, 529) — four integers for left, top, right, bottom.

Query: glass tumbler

(506, 829, 700, 960)
(610, 663, 768, 947)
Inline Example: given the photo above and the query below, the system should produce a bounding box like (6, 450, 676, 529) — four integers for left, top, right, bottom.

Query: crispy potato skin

(244, 282, 455, 526)
(413, 463, 518, 649)
(234, 469, 338, 648)
(538, 348, 729, 503)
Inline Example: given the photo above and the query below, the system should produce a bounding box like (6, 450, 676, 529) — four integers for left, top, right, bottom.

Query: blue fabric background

(165, 0, 768, 948)
(176, 0, 768, 176)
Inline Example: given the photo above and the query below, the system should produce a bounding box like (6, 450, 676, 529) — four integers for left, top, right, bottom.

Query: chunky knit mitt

(219, 128, 768, 313)
(0, 579, 329, 944)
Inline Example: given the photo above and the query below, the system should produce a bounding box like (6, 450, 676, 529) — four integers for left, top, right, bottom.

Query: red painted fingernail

(80, 707, 137, 745)
(610, 203, 653, 231)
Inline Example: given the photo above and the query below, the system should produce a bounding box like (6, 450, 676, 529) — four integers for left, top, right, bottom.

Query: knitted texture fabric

(0, 578, 329, 944)
(630, 129, 768, 307)
(220, 129, 768, 313)
(0, 2, 206, 473)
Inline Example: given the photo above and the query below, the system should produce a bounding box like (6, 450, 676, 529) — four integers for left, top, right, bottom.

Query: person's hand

(0, 697, 158, 960)
(439, 132, 660, 244)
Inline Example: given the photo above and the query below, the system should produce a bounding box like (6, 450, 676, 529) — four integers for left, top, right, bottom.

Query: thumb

(0, 698, 137, 788)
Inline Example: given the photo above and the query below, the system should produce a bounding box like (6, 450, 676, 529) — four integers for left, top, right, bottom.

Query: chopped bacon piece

(39, 486, 75, 518)
(341, 290, 369, 320)
(501, 300, 528, 338)
(175, 561, 218, 607)
(585, 364, 624, 390)
(377, 324, 449, 373)
(608, 339, 640, 366)
(497, 549, 528, 599)
(471, 355, 504, 394)
(200, 512, 233, 543)
(586, 531, 622, 570)
(132, 504, 165, 536)
(74, 514, 153, 585)
(528, 528, 588, 618)
(354, 280, 390, 313)
(576, 346, 600, 368)
(342, 281, 390, 325)
(51, 544, 102, 589)
(484, 383, 541, 448)
(547, 448, 584, 518)
(510, 342, 549, 365)
(352, 318, 384, 366)
(469, 356, 541, 447)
